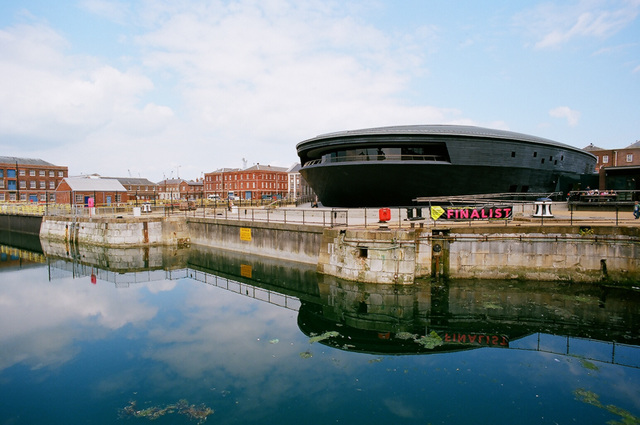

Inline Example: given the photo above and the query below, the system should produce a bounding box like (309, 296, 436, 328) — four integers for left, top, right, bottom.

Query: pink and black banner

(430, 205, 513, 221)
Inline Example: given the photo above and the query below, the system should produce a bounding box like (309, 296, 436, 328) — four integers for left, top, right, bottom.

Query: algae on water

(573, 388, 640, 425)
(309, 331, 340, 344)
(415, 331, 443, 349)
(120, 399, 214, 424)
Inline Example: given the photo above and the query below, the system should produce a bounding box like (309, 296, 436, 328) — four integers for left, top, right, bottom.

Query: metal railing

(3, 194, 639, 228)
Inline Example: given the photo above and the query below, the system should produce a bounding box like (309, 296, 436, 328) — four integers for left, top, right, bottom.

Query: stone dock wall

(35, 214, 640, 284)
(40, 215, 190, 247)
(319, 225, 640, 285)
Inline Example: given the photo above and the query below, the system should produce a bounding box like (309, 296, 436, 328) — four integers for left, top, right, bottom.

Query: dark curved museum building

(296, 125, 597, 207)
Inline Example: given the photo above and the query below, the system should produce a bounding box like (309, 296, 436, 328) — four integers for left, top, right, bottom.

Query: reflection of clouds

(0, 267, 158, 371)
(131, 280, 359, 414)
(383, 397, 420, 418)
(143, 280, 177, 294)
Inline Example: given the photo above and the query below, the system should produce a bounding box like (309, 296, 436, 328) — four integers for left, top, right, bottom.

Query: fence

(3, 196, 639, 229)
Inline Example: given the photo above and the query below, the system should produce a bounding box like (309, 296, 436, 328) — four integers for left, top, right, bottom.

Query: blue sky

(0, 0, 638, 181)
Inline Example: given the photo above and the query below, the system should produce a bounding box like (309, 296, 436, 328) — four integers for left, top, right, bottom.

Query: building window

(7, 169, 15, 178)
(39, 170, 45, 176)
(49, 171, 54, 177)
(30, 170, 36, 176)
(0, 181, 3, 188)
(0, 169, 3, 177)
(20, 181, 27, 189)
(58, 171, 63, 177)
(40, 181, 46, 189)
(627, 154, 633, 162)
(30, 181, 36, 189)
(603, 155, 609, 164)
(0, 194, 4, 201)
(75, 194, 84, 203)
(49, 181, 55, 189)
(19, 170, 25, 176)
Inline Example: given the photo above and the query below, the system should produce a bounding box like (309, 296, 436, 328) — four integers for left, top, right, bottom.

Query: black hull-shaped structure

(296, 125, 597, 207)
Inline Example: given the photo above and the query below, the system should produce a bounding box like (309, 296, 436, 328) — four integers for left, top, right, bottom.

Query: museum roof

(298, 125, 585, 153)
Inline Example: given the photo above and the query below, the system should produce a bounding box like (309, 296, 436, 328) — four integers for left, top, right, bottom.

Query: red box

(378, 208, 391, 222)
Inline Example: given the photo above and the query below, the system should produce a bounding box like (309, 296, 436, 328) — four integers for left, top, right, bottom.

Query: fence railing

(3, 197, 639, 228)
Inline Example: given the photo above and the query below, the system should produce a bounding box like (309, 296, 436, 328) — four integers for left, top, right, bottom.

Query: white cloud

(549, 106, 581, 126)
(514, 0, 640, 49)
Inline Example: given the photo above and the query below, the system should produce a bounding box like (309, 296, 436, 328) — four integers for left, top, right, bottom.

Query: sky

(0, 0, 639, 182)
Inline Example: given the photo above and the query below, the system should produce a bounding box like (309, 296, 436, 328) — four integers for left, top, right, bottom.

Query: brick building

(156, 178, 184, 201)
(584, 141, 640, 193)
(0, 156, 68, 202)
(105, 177, 159, 203)
(179, 179, 204, 200)
(55, 176, 128, 206)
(286, 163, 315, 201)
(584, 141, 640, 169)
(204, 165, 288, 200)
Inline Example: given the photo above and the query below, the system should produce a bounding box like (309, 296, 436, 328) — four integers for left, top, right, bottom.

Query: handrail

(303, 153, 448, 167)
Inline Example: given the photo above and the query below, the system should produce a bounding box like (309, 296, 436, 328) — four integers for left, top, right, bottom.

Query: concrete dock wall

(187, 217, 324, 265)
(40, 216, 190, 247)
(35, 213, 639, 284)
(319, 226, 640, 284)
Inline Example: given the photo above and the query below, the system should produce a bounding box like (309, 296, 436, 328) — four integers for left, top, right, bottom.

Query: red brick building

(179, 179, 204, 200)
(204, 165, 288, 200)
(584, 141, 640, 193)
(584, 141, 640, 169)
(0, 156, 68, 203)
(55, 176, 128, 206)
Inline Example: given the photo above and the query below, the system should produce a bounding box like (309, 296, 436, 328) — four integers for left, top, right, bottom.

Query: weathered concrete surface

(319, 226, 640, 284)
(187, 217, 324, 265)
(318, 228, 417, 284)
(36, 213, 639, 284)
(40, 216, 190, 247)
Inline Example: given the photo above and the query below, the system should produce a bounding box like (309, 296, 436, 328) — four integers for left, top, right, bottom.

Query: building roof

(62, 177, 127, 192)
(0, 156, 58, 166)
(287, 163, 302, 173)
(156, 178, 185, 185)
(244, 164, 288, 172)
(583, 143, 605, 151)
(626, 140, 640, 149)
(103, 177, 157, 186)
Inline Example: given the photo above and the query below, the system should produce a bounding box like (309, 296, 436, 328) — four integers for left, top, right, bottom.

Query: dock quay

(3, 201, 639, 285)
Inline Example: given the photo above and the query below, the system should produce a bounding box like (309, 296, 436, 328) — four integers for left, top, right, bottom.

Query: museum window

(39, 170, 45, 176)
(533, 152, 537, 158)
(19, 170, 25, 176)
(29, 181, 36, 189)
(30, 170, 35, 176)
(627, 154, 633, 162)
(0, 169, 3, 177)
(511, 152, 516, 158)
(7, 169, 15, 178)
(603, 155, 609, 164)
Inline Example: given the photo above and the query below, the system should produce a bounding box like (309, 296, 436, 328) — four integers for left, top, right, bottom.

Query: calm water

(1, 236, 639, 425)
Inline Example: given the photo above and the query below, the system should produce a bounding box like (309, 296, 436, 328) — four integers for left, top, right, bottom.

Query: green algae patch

(299, 351, 313, 359)
(120, 399, 214, 423)
(580, 359, 599, 371)
(395, 332, 417, 340)
(573, 389, 640, 425)
(415, 331, 443, 349)
(309, 331, 340, 344)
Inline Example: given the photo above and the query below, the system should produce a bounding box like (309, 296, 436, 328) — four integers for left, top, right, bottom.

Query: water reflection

(37, 240, 640, 360)
(1, 240, 639, 424)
